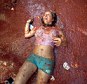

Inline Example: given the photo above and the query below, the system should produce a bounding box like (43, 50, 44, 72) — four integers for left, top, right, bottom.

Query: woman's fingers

(27, 18, 34, 23)
(53, 40, 61, 44)
(54, 37, 60, 41)
(53, 40, 59, 43)
(33, 27, 37, 31)
(27, 19, 32, 23)
(53, 37, 61, 41)
(53, 37, 61, 46)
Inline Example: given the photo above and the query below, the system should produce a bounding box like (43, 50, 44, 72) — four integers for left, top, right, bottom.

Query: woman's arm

(25, 19, 36, 38)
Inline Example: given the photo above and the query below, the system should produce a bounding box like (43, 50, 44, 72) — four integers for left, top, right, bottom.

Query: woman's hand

(27, 18, 34, 23)
(53, 37, 62, 46)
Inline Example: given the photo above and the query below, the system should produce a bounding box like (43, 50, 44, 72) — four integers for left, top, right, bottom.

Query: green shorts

(26, 54, 54, 75)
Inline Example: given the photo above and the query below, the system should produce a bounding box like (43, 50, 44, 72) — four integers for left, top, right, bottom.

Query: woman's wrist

(25, 22, 30, 28)
(26, 21, 31, 25)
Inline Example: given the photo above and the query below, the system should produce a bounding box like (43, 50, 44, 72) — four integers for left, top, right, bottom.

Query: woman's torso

(33, 26, 59, 60)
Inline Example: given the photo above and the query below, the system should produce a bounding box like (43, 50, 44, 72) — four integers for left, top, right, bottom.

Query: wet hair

(41, 12, 57, 27)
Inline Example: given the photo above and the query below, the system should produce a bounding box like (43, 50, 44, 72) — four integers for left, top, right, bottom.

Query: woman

(14, 11, 65, 84)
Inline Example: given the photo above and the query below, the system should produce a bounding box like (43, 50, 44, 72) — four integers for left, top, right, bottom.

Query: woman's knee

(36, 70, 50, 84)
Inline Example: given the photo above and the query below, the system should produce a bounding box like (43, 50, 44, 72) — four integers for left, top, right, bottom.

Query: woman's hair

(41, 11, 57, 27)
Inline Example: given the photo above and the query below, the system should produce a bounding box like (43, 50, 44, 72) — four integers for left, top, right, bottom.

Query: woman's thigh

(14, 61, 37, 84)
(36, 69, 51, 84)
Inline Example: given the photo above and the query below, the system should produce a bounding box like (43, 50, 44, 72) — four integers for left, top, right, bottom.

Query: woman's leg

(36, 69, 51, 84)
(14, 61, 37, 84)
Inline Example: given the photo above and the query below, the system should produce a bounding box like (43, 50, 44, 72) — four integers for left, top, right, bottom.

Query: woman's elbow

(24, 33, 33, 39)
(25, 34, 29, 38)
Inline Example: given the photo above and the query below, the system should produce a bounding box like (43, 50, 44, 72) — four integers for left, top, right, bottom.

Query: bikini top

(35, 26, 59, 47)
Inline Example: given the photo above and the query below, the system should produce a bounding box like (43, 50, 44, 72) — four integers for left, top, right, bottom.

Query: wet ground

(0, 0, 87, 84)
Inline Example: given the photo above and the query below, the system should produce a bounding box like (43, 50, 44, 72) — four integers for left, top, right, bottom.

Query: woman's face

(42, 11, 54, 25)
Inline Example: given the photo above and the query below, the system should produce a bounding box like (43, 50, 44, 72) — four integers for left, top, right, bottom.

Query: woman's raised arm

(24, 19, 36, 38)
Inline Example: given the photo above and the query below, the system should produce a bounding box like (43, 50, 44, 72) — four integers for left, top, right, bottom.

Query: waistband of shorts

(31, 53, 54, 62)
